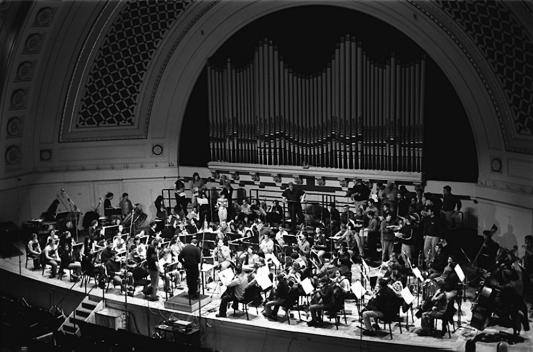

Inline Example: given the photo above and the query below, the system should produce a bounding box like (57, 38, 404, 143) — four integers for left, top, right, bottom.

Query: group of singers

(25, 176, 532, 338)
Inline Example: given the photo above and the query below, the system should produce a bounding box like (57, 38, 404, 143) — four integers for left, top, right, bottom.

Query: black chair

(283, 287, 303, 325)
(377, 314, 403, 340)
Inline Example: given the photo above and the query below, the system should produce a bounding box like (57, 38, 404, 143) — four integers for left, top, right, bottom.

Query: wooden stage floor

(1, 251, 532, 352)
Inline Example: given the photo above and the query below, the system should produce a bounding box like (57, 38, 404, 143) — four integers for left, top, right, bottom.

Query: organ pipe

(207, 37, 425, 172)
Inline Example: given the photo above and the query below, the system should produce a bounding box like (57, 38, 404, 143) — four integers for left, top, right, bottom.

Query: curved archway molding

(146, 0, 509, 186)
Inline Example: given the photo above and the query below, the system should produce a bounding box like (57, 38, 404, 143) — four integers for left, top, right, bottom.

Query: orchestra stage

(1, 251, 531, 352)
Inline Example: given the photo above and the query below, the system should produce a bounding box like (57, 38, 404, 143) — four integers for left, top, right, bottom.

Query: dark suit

(178, 244, 201, 298)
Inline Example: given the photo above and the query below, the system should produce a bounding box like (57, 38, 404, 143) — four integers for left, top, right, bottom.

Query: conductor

(178, 239, 201, 299)
(281, 182, 305, 232)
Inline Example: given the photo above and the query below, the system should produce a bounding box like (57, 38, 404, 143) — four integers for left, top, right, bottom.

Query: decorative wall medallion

(10, 89, 28, 110)
(6, 116, 23, 137)
(34, 7, 55, 27)
(151, 143, 163, 156)
(5, 145, 22, 165)
(16, 61, 34, 81)
(490, 158, 502, 173)
(23, 33, 43, 53)
(39, 149, 52, 161)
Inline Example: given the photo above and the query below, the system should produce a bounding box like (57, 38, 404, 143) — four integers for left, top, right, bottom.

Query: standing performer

(178, 239, 201, 299)
(146, 244, 161, 301)
(281, 182, 305, 232)
(216, 192, 229, 223)
(119, 193, 133, 218)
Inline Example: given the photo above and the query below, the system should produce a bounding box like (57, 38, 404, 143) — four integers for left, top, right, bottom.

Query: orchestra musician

(174, 178, 187, 216)
(103, 192, 114, 217)
(307, 276, 336, 327)
(43, 237, 61, 278)
(361, 278, 402, 336)
(27, 233, 42, 270)
(216, 192, 229, 223)
(415, 280, 452, 336)
(216, 265, 249, 318)
(119, 193, 133, 218)
(263, 273, 289, 321)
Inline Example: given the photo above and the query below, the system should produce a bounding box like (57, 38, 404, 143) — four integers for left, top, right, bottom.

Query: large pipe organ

(207, 36, 425, 173)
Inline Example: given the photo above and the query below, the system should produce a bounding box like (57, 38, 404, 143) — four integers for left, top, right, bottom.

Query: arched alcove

(144, 0, 504, 184)
(177, 5, 478, 182)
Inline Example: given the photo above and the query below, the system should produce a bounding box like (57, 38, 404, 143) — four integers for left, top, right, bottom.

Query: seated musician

(46, 229, 60, 247)
(332, 269, 351, 296)
(485, 250, 529, 335)
(159, 248, 180, 292)
(43, 237, 61, 278)
(361, 278, 401, 336)
(275, 224, 288, 247)
(316, 253, 337, 279)
(428, 241, 450, 278)
(333, 244, 352, 279)
(259, 231, 278, 268)
(88, 220, 101, 241)
(415, 280, 452, 336)
(297, 232, 311, 257)
(266, 200, 283, 226)
(307, 276, 338, 327)
(240, 246, 262, 272)
(213, 238, 232, 269)
(311, 226, 328, 265)
(333, 224, 357, 259)
(216, 265, 249, 318)
(112, 233, 126, 253)
(130, 236, 146, 262)
(27, 233, 42, 270)
(58, 241, 82, 281)
(100, 240, 124, 286)
(434, 255, 460, 293)
(169, 235, 185, 260)
(263, 273, 290, 320)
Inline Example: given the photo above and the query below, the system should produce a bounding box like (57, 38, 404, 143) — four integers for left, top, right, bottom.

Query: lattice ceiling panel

(438, 0, 533, 136)
(77, 0, 192, 128)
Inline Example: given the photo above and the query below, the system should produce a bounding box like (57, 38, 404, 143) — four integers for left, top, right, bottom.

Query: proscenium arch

(147, 0, 502, 180)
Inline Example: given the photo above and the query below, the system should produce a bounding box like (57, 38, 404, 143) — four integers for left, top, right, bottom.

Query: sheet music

(219, 268, 235, 286)
(351, 280, 365, 300)
(197, 198, 209, 205)
(255, 266, 272, 290)
(454, 264, 466, 282)
(300, 278, 314, 295)
(401, 287, 415, 305)
(412, 267, 424, 281)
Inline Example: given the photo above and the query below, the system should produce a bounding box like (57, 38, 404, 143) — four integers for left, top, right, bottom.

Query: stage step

(58, 296, 104, 336)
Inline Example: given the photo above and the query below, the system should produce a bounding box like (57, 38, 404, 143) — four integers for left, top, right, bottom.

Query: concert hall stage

(1, 252, 531, 352)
